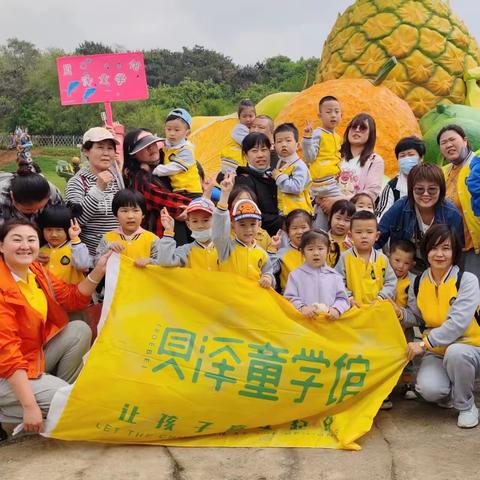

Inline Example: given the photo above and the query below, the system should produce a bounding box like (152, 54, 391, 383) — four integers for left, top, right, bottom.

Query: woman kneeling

(0, 218, 110, 434)
(402, 224, 480, 428)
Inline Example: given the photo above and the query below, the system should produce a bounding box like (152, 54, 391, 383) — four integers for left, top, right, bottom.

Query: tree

(75, 41, 113, 55)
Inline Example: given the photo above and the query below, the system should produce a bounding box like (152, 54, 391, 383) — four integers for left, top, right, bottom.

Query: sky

(1, 1, 479, 65)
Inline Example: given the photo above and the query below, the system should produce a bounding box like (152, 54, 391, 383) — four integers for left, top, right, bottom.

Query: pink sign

(56, 52, 149, 105)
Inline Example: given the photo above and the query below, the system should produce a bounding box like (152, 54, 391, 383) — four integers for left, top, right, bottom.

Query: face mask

(248, 165, 269, 174)
(452, 146, 470, 165)
(191, 228, 212, 242)
(398, 155, 419, 175)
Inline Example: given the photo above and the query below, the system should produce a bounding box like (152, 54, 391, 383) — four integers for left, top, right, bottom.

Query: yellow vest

(443, 160, 480, 253)
(417, 273, 480, 351)
(40, 243, 86, 285)
(309, 129, 342, 180)
(164, 142, 203, 194)
(220, 136, 246, 171)
(104, 231, 158, 261)
(344, 250, 389, 305)
(279, 246, 303, 292)
(395, 275, 411, 308)
(277, 161, 313, 216)
(219, 240, 268, 281)
(17, 271, 48, 319)
(187, 243, 219, 272)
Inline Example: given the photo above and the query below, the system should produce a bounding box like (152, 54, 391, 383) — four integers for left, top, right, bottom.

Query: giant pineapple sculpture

(317, 0, 480, 117)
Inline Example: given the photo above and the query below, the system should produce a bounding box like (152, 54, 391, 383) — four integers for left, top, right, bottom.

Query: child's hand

(387, 298, 403, 320)
(68, 218, 81, 240)
(202, 176, 216, 199)
(134, 258, 151, 268)
(259, 274, 273, 289)
(271, 168, 281, 180)
(160, 207, 175, 231)
(303, 120, 314, 136)
(37, 252, 50, 265)
(269, 229, 283, 251)
(300, 305, 318, 318)
(349, 297, 360, 308)
(220, 172, 235, 194)
(326, 307, 340, 320)
(109, 242, 125, 254)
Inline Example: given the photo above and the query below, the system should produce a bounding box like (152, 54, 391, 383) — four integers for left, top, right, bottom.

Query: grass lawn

(2, 149, 78, 193)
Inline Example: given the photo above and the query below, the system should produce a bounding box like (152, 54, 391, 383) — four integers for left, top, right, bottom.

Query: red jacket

(0, 259, 91, 379)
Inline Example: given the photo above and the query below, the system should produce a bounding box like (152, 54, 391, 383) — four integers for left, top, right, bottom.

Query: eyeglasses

(350, 124, 368, 132)
(413, 186, 440, 196)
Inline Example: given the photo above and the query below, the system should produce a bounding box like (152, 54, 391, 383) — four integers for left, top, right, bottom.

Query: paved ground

(2, 389, 480, 480)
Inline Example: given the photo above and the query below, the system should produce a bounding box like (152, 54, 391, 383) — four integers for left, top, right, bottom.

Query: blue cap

(167, 108, 192, 128)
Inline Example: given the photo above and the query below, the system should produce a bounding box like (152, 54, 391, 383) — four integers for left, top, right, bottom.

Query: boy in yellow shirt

(213, 172, 275, 288)
(156, 197, 219, 271)
(335, 210, 397, 306)
(95, 189, 160, 265)
(152, 108, 202, 198)
(38, 205, 91, 284)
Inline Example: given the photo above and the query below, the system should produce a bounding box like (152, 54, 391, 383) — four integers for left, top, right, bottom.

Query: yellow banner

(45, 255, 406, 450)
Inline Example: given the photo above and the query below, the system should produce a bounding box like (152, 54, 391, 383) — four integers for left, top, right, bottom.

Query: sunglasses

(413, 186, 440, 196)
(349, 123, 369, 132)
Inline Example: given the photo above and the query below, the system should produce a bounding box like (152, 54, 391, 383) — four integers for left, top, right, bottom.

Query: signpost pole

(104, 101, 114, 125)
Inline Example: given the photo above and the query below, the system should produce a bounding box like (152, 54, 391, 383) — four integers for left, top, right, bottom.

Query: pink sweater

(343, 153, 385, 202)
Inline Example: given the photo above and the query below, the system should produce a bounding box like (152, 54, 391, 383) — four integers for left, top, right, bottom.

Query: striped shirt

(64, 167, 120, 256)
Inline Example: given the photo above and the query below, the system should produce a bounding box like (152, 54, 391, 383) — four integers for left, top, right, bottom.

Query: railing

(0, 133, 83, 149)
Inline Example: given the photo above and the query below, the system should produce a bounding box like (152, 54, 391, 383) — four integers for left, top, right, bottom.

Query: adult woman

(0, 218, 111, 433)
(234, 132, 283, 236)
(378, 164, 464, 272)
(438, 124, 480, 277)
(122, 128, 192, 245)
(315, 113, 384, 229)
(401, 225, 480, 428)
(65, 127, 122, 256)
(0, 162, 62, 227)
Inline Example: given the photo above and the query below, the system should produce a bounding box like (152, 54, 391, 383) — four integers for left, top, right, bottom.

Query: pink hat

(186, 197, 215, 215)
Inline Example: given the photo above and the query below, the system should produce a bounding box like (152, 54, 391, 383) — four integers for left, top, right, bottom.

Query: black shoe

(0, 425, 8, 442)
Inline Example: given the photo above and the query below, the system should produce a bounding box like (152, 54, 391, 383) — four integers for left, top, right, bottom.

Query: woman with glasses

(377, 164, 464, 273)
(438, 124, 480, 278)
(315, 113, 384, 228)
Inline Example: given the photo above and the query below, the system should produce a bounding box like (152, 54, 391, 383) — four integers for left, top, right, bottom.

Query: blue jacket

(466, 153, 480, 216)
(377, 196, 465, 250)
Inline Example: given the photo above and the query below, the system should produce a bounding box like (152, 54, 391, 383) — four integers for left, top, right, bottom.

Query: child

(152, 108, 203, 198)
(302, 96, 342, 199)
(327, 199, 355, 268)
(156, 198, 219, 271)
(228, 185, 271, 251)
(284, 230, 350, 319)
(221, 99, 256, 173)
(213, 172, 275, 288)
(335, 210, 396, 306)
(270, 209, 312, 292)
(95, 189, 160, 265)
(271, 123, 313, 216)
(351, 192, 375, 213)
(37, 205, 91, 284)
(389, 239, 417, 402)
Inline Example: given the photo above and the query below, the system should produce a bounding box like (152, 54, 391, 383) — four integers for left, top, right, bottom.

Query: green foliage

(0, 38, 319, 135)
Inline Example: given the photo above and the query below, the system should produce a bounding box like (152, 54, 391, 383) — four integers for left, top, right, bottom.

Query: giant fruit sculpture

(317, 0, 480, 117)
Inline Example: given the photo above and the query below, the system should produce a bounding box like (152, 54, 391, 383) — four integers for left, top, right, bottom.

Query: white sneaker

(457, 404, 479, 428)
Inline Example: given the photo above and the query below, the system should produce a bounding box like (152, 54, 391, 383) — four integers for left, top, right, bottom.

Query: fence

(0, 133, 83, 149)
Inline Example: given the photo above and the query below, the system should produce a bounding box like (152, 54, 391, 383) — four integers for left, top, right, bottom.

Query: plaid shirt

(128, 170, 191, 237)
(0, 172, 63, 226)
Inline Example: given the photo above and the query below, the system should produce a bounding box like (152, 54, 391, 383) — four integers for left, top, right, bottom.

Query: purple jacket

(284, 263, 350, 314)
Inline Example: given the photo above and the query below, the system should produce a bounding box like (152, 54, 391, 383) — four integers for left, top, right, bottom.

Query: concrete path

(2, 390, 480, 480)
